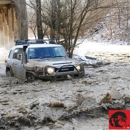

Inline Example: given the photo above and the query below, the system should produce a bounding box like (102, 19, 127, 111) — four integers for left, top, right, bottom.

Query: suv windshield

(28, 46, 67, 59)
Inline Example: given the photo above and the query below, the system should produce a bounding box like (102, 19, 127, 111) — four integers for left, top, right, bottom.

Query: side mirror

(17, 54, 22, 60)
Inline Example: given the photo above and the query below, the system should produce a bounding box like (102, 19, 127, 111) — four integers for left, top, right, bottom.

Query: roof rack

(15, 38, 57, 46)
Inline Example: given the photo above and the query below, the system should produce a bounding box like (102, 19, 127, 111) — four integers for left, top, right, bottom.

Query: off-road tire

(79, 71, 85, 78)
(6, 68, 13, 77)
(26, 73, 35, 82)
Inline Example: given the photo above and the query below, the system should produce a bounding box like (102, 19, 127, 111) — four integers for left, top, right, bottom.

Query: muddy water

(0, 51, 130, 130)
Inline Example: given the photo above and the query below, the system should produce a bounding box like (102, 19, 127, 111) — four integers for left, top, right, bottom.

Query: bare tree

(103, 0, 130, 43)
(35, 0, 43, 39)
(26, 0, 129, 56)
(41, 0, 117, 57)
(27, 8, 37, 39)
(26, 0, 49, 38)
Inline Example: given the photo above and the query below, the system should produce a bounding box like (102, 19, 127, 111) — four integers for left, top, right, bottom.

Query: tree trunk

(50, 0, 56, 38)
(17, 0, 28, 40)
(36, 0, 43, 39)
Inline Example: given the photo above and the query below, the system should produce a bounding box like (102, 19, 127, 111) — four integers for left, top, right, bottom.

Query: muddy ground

(0, 48, 130, 130)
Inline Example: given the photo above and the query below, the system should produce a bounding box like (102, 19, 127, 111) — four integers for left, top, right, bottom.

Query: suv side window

(13, 48, 23, 59)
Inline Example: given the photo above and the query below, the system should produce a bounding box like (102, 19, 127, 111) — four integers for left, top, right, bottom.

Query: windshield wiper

(40, 56, 53, 58)
(39, 56, 65, 59)
(53, 56, 65, 57)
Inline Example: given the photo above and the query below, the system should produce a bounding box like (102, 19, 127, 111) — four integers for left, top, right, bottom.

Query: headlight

(76, 65, 81, 71)
(47, 67, 55, 75)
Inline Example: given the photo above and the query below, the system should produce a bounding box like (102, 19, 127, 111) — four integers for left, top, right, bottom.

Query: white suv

(5, 39, 84, 81)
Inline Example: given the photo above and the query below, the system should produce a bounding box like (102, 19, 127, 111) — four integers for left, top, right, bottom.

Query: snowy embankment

(74, 40, 130, 55)
(73, 40, 130, 64)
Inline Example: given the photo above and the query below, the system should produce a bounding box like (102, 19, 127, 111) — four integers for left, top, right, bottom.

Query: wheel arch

(26, 71, 37, 81)
(6, 66, 13, 75)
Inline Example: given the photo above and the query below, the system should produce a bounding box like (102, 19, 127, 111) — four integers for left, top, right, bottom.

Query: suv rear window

(13, 48, 23, 59)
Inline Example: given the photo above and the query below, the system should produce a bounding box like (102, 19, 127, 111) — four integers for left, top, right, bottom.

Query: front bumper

(38, 71, 84, 80)
(32, 65, 84, 80)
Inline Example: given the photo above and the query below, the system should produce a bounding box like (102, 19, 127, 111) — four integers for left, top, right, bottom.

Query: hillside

(87, 8, 130, 45)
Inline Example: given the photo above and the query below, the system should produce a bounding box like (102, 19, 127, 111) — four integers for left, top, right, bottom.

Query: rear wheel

(6, 68, 13, 77)
(6, 70, 11, 76)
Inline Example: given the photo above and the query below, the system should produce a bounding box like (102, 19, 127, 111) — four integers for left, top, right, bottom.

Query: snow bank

(74, 40, 130, 55)
(73, 40, 130, 65)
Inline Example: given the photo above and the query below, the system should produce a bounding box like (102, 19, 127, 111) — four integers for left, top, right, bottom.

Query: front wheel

(79, 70, 85, 78)
(26, 72, 35, 82)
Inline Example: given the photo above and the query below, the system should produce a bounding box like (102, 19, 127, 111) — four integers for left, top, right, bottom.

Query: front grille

(55, 66, 74, 72)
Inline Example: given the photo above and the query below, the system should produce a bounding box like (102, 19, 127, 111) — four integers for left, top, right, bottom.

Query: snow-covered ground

(74, 40, 130, 56)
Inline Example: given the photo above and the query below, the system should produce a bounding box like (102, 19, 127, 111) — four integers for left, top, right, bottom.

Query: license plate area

(56, 66, 74, 72)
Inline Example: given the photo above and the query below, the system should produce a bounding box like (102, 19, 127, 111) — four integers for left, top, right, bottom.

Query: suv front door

(12, 48, 26, 79)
